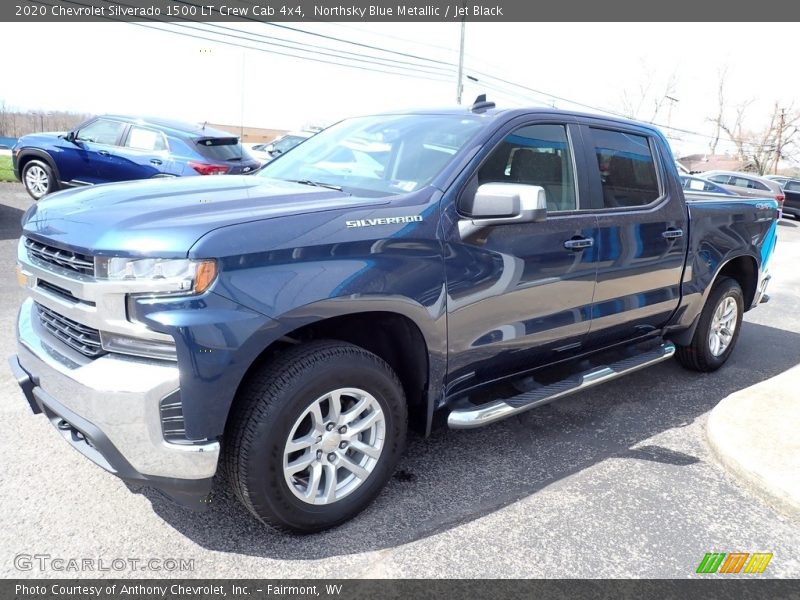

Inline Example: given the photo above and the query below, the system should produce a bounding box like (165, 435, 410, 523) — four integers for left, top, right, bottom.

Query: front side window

(477, 123, 577, 211)
(76, 119, 126, 146)
(707, 174, 730, 184)
(259, 114, 485, 196)
(592, 128, 660, 208)
(126, 126, 167, 151)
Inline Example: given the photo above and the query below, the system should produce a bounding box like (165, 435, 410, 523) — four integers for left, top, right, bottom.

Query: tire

(21, 159, 58, 200)
(675, 277, 744, 372)
(225, 340, 407, 533)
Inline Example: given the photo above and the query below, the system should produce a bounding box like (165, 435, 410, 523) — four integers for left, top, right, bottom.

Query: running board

(447, 342, 676, 429)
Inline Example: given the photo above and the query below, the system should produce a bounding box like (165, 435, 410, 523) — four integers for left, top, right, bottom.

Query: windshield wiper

(288, 179, 343, 192)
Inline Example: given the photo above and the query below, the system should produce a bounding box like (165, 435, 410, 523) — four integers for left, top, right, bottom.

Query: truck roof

(365, 105, 664, 136)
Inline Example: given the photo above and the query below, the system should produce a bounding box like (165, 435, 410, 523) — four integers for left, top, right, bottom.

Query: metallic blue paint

(17, 107, 778, 441)
(12, 116, 260, 188)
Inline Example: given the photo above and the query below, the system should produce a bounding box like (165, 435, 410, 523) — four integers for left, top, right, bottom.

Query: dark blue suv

(12, 115, 261, 200)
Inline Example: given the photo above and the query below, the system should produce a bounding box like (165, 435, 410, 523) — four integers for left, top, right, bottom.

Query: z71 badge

(346, 216, 423, 228)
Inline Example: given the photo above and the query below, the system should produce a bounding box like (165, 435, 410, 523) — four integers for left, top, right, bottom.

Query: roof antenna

(471, 94, 495, 113)
(202, 120, 207, 130)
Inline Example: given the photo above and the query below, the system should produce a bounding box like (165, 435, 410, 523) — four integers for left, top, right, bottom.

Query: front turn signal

(194, 260, 218, 294)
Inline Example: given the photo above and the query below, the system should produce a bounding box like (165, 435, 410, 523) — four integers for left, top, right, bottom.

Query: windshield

(258, 114, 485, 196)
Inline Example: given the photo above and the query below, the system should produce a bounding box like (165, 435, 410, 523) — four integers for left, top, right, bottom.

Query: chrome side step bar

(447, 342, 676, 429)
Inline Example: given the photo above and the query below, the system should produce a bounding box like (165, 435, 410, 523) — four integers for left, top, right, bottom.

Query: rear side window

(730, 176, 766, 190)
(75, 119, 126, 146)
(195, 138, 243, 161)
(591, 128, 660, 208)
(786, 180, 800, 191)
(478, 123, 577, 211)
(126, 126, 167, 151)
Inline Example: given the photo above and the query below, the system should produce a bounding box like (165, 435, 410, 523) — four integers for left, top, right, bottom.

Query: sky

(1, 21, 798, 157)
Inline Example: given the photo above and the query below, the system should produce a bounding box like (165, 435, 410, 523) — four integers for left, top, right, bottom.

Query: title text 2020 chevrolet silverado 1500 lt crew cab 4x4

(10, 100, 777, 532)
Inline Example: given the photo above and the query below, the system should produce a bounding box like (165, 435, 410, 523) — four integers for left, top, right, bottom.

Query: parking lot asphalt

(1, 181, 798, 579)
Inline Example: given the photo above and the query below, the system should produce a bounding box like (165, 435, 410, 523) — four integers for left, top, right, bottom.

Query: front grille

(25, 237, 95, 277)
(35, 303, 105, 358)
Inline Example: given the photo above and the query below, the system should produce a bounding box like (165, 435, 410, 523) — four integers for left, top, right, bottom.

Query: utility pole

(774, 107, 786, 174)
(456, 11, 465, 105)
(665, 95, 679, 129)
(240, 51, 246, 141)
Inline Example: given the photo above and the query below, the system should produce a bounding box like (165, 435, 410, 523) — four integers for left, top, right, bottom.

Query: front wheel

(225, 341, 407, 533)
(22, 159, 58, 200)
(675, 277, 744, 372)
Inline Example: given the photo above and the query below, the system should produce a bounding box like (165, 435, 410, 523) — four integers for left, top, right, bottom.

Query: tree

(708, 70, 800, 174)
(619, 62, 679, 125)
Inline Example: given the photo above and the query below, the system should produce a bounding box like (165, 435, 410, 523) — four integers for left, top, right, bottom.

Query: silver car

(701, 170, 785, 214)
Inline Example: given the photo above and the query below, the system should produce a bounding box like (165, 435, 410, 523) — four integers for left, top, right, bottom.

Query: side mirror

(63, 131, 76, 143)
(459, 183, 547, 238)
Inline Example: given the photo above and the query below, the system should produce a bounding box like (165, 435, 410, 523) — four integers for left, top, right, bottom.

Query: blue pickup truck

(10, 100, 777, 532)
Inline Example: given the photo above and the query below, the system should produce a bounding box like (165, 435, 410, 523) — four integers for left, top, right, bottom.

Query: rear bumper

(11, 299, 219, 509)
(753, 273, 771, 308)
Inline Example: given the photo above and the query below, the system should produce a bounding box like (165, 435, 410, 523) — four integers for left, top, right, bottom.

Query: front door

(443, 119, 599, 394)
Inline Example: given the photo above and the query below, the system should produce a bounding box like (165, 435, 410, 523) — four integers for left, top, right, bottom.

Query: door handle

(98, 150, 110, 156)
(563, 237, 594, 250)
(150, 159, 163, 165)
(662, 228, 684, 240)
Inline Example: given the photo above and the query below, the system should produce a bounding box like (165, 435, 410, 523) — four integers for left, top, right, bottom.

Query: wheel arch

(226, 309, 440, 438)
(16, 149, 61, 181)
(669, 252, 758, 347)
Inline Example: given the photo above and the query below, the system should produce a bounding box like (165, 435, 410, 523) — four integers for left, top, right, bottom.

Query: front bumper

(11, 299, 220, 509)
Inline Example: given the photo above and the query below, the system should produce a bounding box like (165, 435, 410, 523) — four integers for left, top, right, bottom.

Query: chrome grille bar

(25, 237, 95, 277)
(35, 302, 105, 358)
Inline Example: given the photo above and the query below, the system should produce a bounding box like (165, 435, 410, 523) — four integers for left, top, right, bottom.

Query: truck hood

(22, 176, 387, 257)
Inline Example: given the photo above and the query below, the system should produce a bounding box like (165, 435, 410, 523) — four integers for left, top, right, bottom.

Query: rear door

(112, 125, 171, 180)
(579, 121, 688, 346)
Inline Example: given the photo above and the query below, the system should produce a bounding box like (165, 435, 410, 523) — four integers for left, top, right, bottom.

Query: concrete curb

(707, 364, 800, 522)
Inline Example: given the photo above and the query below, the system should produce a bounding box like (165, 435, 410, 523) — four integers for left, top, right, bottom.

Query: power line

(27, 1, 791, 153)
(171, 0, 457, 68)
(42, 0, 454, 83)
(167, 21, 456, 78)
(139, 22, 453, 82)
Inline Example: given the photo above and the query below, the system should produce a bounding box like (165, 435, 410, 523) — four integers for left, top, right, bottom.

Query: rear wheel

(225, 340, 407, 533)
(675, 277, 743, 372)
(22, 159, 58, 200)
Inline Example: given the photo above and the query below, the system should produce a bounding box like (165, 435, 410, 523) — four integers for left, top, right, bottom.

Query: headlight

(95, 257, 217, 294)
